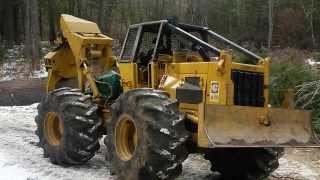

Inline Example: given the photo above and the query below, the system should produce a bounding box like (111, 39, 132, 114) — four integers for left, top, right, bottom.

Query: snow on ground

(0, 104, 112, 180)
(0, 43, 49, 82)
(273, 158, 318, 180)
(271, 148, 320, 180)
(306, 58, 320, 66)
(0, 104, 319, 180)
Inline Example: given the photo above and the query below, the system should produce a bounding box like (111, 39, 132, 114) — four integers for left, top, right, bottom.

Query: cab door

(118, 26, 141, 92)
(118, 22, 164, 90)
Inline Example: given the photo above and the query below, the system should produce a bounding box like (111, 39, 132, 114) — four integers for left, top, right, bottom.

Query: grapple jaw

(203, 105, 320, 147)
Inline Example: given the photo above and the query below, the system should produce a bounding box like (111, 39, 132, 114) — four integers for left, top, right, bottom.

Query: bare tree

(268, 0, 274, 50)
(300, 0, 316, 48)
(97, 0, 117, 33)
(2, 1, 15, 44)
(236, 0, 242, 31)
(24, 0, 41, 71)
(24, 0, 31, 57)
(48, 0, 57, 44)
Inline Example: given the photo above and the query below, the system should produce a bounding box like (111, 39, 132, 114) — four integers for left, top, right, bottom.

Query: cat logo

(210, 81, 220, 103)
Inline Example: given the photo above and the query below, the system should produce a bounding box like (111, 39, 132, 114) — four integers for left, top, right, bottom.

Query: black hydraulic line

(167, 23, 221, 56)
(205, 30, 263, 61)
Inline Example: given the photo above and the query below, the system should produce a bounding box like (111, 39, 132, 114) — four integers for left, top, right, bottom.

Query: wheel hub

(44, 112, 63, 146)
(115, 115, 138, 161)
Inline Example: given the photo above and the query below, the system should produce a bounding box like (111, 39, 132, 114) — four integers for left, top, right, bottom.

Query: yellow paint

(159, 75, 180, 99)
(45, 14, 115, 98)
(149, 62, 158, 88)
(202, 104, 317, 147)
(44, 15, 315, 148)
(151, 51, 275, 147)
(118, 63, 138, 92)
(44, 112, 63, 146)
(115, 115, 138, 161)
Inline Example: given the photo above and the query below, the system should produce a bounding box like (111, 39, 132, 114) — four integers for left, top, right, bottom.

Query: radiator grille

(231, 70, 265, 107)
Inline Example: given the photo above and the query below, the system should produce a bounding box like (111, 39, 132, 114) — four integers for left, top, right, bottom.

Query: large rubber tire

(35, 87, 101, 165)
(204, 148, 284, 180)
(106, 89, 189, 180)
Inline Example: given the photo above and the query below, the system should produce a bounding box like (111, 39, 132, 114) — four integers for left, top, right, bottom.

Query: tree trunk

(24, 0, 41, 71)
(73, 0, 82, 17)
(107, 0, 118, 33)
(24, 0, 31, 59)
(31, 0, 41, 70)
(268, 0, 274, 50)
(310, 0, 316, 48)
(68, 0, 75, 14)
(301, 0, 316, 48)
(236, 0, 242, 35)
(97, 0, 104, 32)
(3, 1, 15, 44)
(48, 0, 57, 44)
(0, 78, 47, 106)
(12, 4, 20, 43)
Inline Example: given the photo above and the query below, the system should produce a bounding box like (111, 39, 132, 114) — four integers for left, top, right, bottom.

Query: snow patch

(157, 149, 176, 161)
(160, 128, 170, 135)
(0, 104, 319, 180)
(0, 43, 50, 82)
(0, 156, 40, 180)
(171, 118, 182, 126)
(169, 136, 187, 150)
(159, 149, 171, 156)
(170, 141, 181, 150)
(306, 58, 320, 66)
(273, 157, 319, 180)
(179, 137, 186, 142)
(0, 104, 113, 180)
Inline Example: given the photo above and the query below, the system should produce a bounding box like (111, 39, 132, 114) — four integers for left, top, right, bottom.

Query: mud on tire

(204, 147, 284, 180)
(35, 87, 101, 165)
(106, 89, 189, 180)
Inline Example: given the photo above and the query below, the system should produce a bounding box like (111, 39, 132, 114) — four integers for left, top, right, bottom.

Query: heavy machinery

(35, 14, 320, 180)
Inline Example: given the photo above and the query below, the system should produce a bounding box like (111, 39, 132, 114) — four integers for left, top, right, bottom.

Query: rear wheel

(204, 148, 284, 180)
(106, 89, 189, 180)
(35, 87, 101, 165)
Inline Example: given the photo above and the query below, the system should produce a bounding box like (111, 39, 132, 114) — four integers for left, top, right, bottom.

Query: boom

(44, 14, 115, 97)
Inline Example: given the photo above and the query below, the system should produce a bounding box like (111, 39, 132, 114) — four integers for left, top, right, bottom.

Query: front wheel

(105, 89, 189, 180)
(35, 87, 101, 165)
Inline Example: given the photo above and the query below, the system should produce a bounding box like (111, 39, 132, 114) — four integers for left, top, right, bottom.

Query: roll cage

(119, 20, 263, 64)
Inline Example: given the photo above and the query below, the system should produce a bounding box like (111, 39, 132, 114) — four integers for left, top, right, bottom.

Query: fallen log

(0, 78, 47, 106)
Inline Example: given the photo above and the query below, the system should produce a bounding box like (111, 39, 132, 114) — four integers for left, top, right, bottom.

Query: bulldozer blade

(204, 105, 320, 147)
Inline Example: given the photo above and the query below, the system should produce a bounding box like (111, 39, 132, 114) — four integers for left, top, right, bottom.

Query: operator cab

(118, 19, 263, 88)
(119, 20, 221, 64)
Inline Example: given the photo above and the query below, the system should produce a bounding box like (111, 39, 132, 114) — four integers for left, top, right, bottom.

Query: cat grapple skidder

(35, 14, 320, 180)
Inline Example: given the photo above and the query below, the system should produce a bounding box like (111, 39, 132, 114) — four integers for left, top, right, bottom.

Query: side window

(170, 31, 217, 60)
(135, 31, 158, 63)
(120, 27, 139, 61)
(134, 24, 162, 64)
